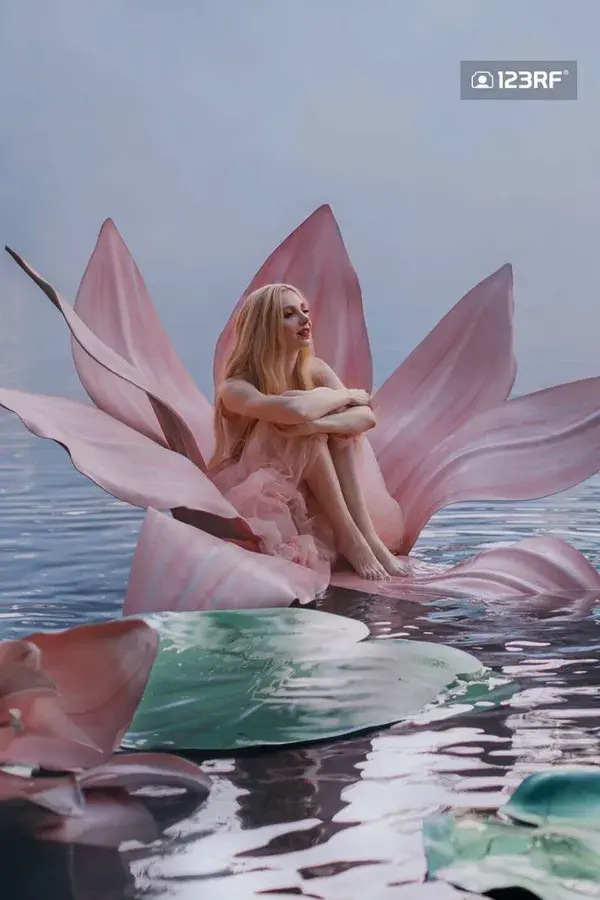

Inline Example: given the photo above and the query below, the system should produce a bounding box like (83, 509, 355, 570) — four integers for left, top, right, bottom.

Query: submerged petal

(123, 509, 329, 616)
(370, 264, 516, 504)
(0, 770, 84, 832)
(213, 205, 372, 390)
(0, 388, 254, 542)
(401, 377, 600, 549)
(41, 754, 210, 846)
(330, 535, 600, 600)
(6, 244, 209, 467)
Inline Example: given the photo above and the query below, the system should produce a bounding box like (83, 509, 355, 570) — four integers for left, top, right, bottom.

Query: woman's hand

(345, 389, 371, 407)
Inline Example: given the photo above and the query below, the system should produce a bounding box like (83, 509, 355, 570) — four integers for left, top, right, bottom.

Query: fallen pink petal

(0, 619, 159, 771)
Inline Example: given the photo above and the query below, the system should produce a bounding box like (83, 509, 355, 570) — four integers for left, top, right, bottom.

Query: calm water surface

(1, 380, 600, 898)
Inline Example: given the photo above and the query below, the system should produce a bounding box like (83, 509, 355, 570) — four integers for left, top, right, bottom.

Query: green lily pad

(503, 767, 600, 828)
(424, 812, 600, 900)
(122, 608, 483, 751)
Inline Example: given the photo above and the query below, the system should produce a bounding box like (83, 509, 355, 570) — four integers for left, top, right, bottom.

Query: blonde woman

(210, 284, 407, 580)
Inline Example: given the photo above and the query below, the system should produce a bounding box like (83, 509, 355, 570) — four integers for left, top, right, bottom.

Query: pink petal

(0, 640, 42, 669)
(39, 791, 159, 846)
(0, 662, 56, 697)
(213, 205, 372, 391)
(6, 245, 209, 468)
(123, 508, 329, 615)
(401, 377, 600, 549)
(78, 752, 211, 796)
(0, 692, 105, 771)
(413, 536, 600, 598)
(0, 619, 161, 771)
(38, 754, 210, 847)
(0, 387, 255, 543)
(330, 536, 600, 600)
(73, 220, 214, 458)
(359, 437, 406, 550)
(370, 265, 516, 508)
(0, 770, 84, 831)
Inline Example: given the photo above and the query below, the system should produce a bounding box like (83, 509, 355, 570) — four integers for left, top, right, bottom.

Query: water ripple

(1, 415, 600, 897)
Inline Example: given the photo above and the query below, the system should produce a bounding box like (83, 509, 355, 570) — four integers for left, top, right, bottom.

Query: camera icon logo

(471, 70, 494, 89)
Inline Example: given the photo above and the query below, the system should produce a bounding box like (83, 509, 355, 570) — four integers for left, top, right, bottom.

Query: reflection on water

(2, 404, 600, 897)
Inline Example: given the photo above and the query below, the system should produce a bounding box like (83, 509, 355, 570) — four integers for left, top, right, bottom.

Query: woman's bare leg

(303, 440, 388, 580)
(328, 437, 407, 576)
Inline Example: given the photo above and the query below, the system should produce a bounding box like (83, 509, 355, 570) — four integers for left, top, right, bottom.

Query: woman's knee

(328, 434, 360, 454)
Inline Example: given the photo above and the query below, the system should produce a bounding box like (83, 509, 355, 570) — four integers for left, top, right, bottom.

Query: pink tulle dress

(210, 420, 406, 571)
(211, 421, 336, 572)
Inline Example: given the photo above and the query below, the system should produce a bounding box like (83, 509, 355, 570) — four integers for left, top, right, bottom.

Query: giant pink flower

(3, 206, 600, 609)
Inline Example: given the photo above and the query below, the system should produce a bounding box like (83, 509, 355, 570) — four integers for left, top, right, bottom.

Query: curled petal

(0, 619, 160, 771)
(0, 692, 105, 771)
(370, 264, 516, 505)
(36, 754, 210, 847)
(39, 791, 159, 846)
(0, 664, 56, 698)
(73, 220, 214, 459)
(123, 509, 329, 616)
(29, 619, 159, 761)
(330, 536, 600, 600)
(0, 770, 84, 832)
(0, 388, 255, 543)
(0, 640, 42, 669)
(0, 639, 54, 699)
(6, 245, 207, 468)
(401, 377, 600, 549)
(78, 752, 211, 796)
(213, 205, 372, 391)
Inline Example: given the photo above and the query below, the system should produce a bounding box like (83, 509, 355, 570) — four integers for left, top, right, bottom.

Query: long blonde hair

(211, 283, 314, 468)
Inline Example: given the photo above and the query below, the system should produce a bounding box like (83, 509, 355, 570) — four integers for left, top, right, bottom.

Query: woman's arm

(279, 406, 376, 437)
(219, 379, 357, 425)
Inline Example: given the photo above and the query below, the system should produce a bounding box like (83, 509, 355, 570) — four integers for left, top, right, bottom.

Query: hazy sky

(1, 0, 598, 399)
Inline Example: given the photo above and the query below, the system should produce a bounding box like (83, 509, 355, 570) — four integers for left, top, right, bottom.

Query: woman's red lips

(298, 326, 311, 337)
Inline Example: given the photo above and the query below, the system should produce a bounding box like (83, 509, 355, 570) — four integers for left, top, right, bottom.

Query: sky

(1, 0, 598, 399)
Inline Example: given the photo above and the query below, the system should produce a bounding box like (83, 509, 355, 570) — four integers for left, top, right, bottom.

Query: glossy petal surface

(0, 388, 253, 541)
(6, 245, 207, 467)
(331, 535, 600, 600)
(123, 509, 328, 616)
(0, 753, 210, 847)
(370, 265, 516, 510)
(0, 619, 159, 771)
(123, 608, 481, 751)
(401, 377, 600, 548)
(214, 205, 372, 390)
(72, 220, 214, 459)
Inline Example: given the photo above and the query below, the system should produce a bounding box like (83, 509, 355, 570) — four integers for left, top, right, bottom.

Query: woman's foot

(338, 531, 389, 580)
(368, 534, 410, 576)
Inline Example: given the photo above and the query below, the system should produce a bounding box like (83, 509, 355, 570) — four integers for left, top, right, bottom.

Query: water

(2, 401, 600, 898)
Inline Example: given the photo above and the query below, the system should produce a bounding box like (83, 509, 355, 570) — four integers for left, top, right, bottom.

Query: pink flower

(3, 206, 600, 608)
(0, 618, 210, 846)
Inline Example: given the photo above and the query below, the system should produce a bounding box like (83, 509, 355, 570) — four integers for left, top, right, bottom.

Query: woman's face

(281, 289, 311, 351)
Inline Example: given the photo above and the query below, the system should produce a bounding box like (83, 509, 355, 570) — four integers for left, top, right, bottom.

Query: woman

(210, 283, 408, 580)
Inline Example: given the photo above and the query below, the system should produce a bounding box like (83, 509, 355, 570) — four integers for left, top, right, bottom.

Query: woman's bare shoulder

(219, 377, 256, 398)
(310, 357, 345, 388)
